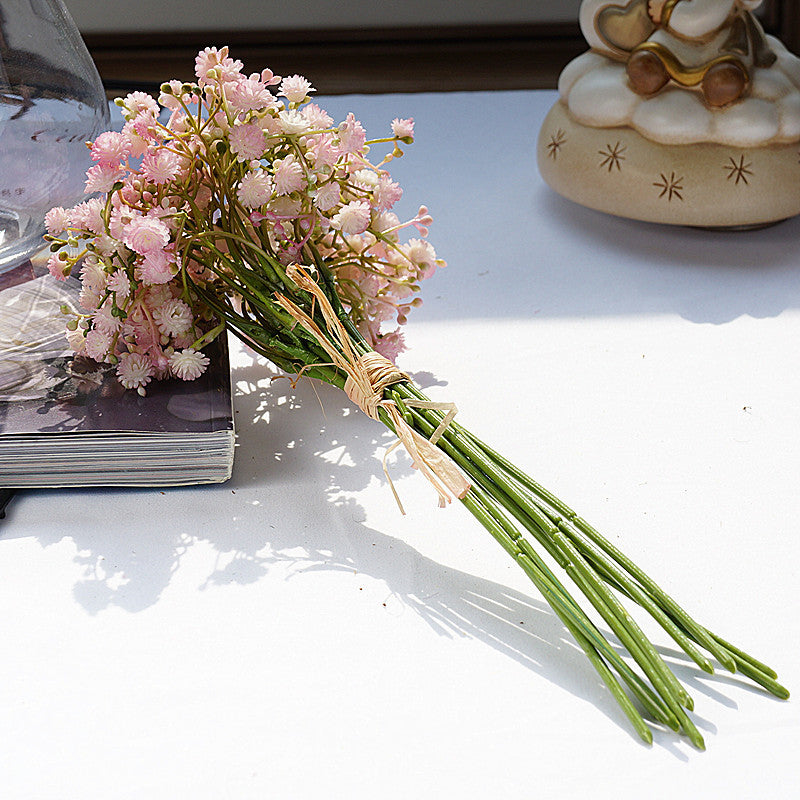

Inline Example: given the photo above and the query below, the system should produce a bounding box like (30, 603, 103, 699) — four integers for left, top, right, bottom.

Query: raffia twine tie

(275, 264, 471, 513)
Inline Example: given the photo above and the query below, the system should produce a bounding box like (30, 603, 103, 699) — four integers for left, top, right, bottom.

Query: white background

(1, 89, 798, 798)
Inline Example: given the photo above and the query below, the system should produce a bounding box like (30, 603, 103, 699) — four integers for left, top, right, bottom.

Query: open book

(0, 260, 235, 487)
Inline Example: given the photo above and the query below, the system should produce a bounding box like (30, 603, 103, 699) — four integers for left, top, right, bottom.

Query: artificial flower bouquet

(44, 47, 787, 748)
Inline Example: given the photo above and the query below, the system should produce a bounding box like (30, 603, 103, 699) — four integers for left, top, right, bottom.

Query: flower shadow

(1, 353, 734, 748)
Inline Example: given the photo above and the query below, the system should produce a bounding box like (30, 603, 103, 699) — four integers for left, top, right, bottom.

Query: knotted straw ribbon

(275, 264, 470, 513)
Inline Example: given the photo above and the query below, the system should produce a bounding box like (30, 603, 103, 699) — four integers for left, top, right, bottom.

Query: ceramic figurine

(537, 0, 800, 227)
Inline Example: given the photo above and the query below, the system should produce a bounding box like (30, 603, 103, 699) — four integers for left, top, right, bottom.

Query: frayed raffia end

(275, 264, 471, 513)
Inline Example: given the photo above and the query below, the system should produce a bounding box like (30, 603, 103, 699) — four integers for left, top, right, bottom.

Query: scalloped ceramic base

(537, 100, 800, 228)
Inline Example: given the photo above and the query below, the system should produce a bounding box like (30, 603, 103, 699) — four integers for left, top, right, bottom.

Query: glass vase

(0, 0, 109, 272)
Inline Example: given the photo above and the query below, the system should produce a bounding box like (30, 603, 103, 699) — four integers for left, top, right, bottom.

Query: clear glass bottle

(0, 0, 109, 272)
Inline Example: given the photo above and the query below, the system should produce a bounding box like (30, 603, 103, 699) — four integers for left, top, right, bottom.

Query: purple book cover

(0, 261, 233, 437)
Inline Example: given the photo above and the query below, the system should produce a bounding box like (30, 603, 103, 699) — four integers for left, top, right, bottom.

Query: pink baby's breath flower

(44, 206, 70, 235)
(169, 348, 210, 380)
(84, 328, 113, 361)
(374, 329, 406, 362)
(227, 75, 274, 113)
(372, 210, 400, 234)
(107, 270, 131, 299)
(402, 238, 439, 278)
(373, 175, 403, 211)
(352, 169, 379, 190)
(121, 117, 149, 158)
(391, 117, 415, 139)
(237, 169, 273, 209)
(46, 253, 69, 281)
(273, 155, 306, 195)
(195, 46, 243, 84)
(301, 103, 333, 129)
(307, 133, 339, 170)
(153, 298, 193, 337)
(277, 109, 312, 136)
(131, 111, 162, 144)
(70, 198, 106, 235)
(331, 200, 371, 235)
(141, 149, 180, 185)
(120, 91, 160, 120)
(337, 112, 366, 154)
(90, 131, 131, 165)
(313, 181, 340, 212)
(80, 258, 108, 293)
(85, 163, 125, 193)
(279, 74, 314, 104)
(138, 249, 176, 285)
(79, 283, 103, 311)
(229, 123, 266, 161)
(92, 304, 123, 335)
(123, 215, 171, 255)
(117, 351, 155, 394)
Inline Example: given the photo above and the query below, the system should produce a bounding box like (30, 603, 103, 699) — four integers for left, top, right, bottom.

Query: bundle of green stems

(190, 240, 788, 749)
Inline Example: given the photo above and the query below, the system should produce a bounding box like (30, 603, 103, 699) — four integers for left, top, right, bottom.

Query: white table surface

(1, 90, 798, 799)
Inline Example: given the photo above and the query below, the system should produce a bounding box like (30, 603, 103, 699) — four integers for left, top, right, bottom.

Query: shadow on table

(531, 189, 800, 324)
(2, 354, 764, 752)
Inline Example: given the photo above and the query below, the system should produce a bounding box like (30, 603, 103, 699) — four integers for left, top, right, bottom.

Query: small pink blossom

(331, 200, 371, 234)
(123, 215, 171, 255)
(121, 117, 150, 158)
(117, 351, 155, 394)
(44, 206, 70, 235)
(84, 328, 113, 361)
(138, 249, 176, 285)
(307, 134, 338, 170)
(141, 149, 181, 185)
(301, 103, 333, 128)
(337, 113, 366, 154)
(153, 298, 193, 337)
(273, 155, 306, 195)
(313, 181, 340, 212)
(90, 131, 131, 165)
(229, 123, 266, 161)
(391, 117, 414, 139)
(119, 91, 160, 121)
(70, 198, 105, 235)
(373, 175, 403, 211)
(277, 109, 312, 136)
(85, 163, 125, 193)
(237, 169, 273, 209)
(46, 253, 69, 281)
(80, 258, 108, 293)
(107, 270, 131, 298)
(279, 74, 314, 104)
(227, 75, 274, 113)
(195, 46, 243, 83)
(402, 238, 438, 279)
(92, 304, 123, 335)
(169, 348, 210, 380)
(374, 329, 406, 362)
(65, 325, 87, 355)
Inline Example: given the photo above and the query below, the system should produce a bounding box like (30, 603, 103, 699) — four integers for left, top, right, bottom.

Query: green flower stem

(565, 534, 715, 674)
(394, 393, 695, 725)
(463, 487, 655, 744)
(184, 253, 785, 743)
(447, 425, 746, 677)
(396, 394, 691, 699)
